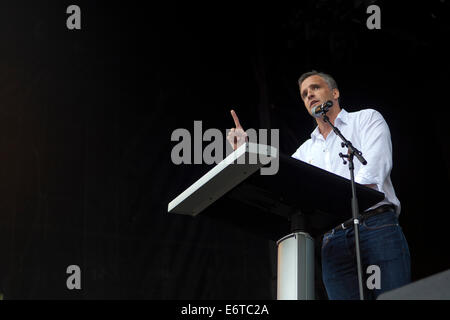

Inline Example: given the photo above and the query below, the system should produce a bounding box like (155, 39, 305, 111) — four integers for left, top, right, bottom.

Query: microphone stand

(321, 110, 367, 300)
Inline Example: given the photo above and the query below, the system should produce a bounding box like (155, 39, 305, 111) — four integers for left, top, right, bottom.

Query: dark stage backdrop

(0, 0, 449, 299)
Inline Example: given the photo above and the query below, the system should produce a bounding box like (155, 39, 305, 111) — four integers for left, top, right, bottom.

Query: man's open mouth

(310, 100, 320, 108)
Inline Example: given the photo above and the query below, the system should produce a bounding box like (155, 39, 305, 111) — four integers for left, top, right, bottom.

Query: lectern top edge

(167, 143, 277, 215)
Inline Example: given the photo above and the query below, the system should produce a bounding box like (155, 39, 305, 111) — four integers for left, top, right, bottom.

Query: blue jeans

(321, 210, 411, 300)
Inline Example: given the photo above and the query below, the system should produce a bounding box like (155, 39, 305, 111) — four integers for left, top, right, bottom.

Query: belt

(332, 204, 395, 232)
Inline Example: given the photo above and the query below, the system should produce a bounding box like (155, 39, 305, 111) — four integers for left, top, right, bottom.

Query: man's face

(299, 75, 339, 115)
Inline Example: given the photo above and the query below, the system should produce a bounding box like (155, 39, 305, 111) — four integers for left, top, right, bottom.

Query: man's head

(298, 70, 340, 117)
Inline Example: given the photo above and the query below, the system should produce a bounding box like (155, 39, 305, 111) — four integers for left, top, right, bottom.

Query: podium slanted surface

(168, 143, 384, 240)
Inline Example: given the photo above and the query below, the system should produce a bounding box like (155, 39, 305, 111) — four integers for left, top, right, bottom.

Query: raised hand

(227, 109, 248, 150)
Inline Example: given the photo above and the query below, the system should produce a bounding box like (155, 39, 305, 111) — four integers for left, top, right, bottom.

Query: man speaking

(227, 70, 411, 300)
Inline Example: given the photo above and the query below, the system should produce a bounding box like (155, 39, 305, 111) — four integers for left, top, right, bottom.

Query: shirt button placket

(324, 141, 331, 171)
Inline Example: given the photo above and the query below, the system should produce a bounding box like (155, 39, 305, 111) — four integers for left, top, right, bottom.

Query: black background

(0, 0, 449, 299)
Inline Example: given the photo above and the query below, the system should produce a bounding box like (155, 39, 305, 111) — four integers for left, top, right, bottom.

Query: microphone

(311, 100, 333, 118)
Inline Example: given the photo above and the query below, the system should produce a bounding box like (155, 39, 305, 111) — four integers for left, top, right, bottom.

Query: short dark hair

(298, 70, 339, 91)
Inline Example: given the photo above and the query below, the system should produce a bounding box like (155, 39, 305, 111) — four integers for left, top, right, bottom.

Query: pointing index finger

(230, 109, 242, 129)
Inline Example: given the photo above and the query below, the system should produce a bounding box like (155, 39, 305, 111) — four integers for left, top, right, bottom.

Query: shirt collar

(310, 108, 348, 141)
(310, 126, 321, 140)
(336, 108, 348, 126)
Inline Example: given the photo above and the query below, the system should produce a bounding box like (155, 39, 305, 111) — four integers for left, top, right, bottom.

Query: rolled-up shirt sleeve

(355, 110, 393, 191)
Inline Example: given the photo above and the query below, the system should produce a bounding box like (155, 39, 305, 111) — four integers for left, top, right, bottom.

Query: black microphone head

(311, 100, 333, 118)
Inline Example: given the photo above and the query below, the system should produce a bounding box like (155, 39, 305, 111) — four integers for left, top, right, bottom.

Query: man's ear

(333, 88, 340, 100)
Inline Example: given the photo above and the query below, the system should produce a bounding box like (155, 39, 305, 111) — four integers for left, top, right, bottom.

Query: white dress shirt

(291, 108, 401, 215)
